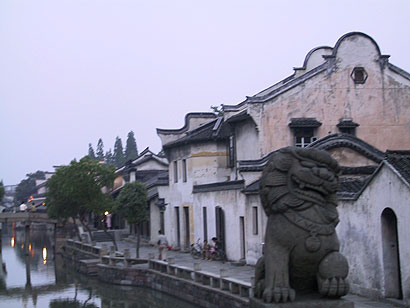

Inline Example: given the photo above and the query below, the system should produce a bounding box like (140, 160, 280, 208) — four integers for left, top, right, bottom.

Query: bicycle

(190, 238, 202, 259)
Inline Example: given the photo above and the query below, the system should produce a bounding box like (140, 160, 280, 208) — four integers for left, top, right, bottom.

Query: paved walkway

(101, 238, 406, 308)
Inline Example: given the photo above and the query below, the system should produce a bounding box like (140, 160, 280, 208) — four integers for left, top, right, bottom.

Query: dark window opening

(289, 118, 321, 147)
(339, 127, 355, 135)
(294, 128, 317, 147)
(203, 207, 208, 241)
(182, 159, 187, 182)
(173, 161, 178, 183)
(337, 118, 359, 136)
(252, 206, 258, 235)
(228, 135, 236, 168)
(351, 67, 368, 84)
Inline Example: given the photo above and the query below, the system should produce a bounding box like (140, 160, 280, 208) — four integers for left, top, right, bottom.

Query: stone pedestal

(250, 295, 354, 308)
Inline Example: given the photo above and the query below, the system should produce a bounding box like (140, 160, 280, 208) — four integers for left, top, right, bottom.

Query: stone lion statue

(254, 147, 349, 303)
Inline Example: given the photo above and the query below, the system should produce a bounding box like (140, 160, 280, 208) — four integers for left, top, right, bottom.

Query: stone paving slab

(99, 239, 407, 308)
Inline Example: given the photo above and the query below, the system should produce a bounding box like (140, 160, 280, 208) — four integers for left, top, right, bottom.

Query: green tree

(88, 143, 96, 160)
(114, 181, 148, 258)
(210, 104, 224, 116)
(15, 171, 45, 204)
(0, 181, 5, 203)
(125, 131, 138, 162)
(113, 137, 125, 168)
(96, 138, 104, 161)
(46, 157, 116, 244)
(105, 148, 114, 166)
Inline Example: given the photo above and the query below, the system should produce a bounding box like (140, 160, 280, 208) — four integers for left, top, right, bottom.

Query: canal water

(0, 224, 196, 308)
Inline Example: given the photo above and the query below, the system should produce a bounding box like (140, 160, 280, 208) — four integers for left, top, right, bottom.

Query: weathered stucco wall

(244, 195, 266, 265)
(328, 147, 378, 167)
(235, 118, 260, 161)
(248, 34, 410, 156)
(338, 164, 410, 304)
(137, 159, 167, 171)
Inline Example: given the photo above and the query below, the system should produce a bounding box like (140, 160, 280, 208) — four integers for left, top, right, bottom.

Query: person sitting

(202, 239, 210, 259)
(209, 237, 220, 261)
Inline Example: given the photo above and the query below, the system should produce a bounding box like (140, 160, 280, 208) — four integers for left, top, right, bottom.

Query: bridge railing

(0, 212, 57, 223)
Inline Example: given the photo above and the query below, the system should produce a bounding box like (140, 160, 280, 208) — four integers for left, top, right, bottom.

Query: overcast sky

(1, 0, 409, 185)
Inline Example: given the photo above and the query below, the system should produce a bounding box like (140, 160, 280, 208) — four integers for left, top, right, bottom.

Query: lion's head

(260, 147, 340, 217)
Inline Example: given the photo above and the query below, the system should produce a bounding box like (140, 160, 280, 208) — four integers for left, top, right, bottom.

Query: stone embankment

(63, 239, 251, 308)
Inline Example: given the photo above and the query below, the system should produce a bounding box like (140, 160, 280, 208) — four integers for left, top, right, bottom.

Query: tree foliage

(113, 137, 125, 168)
(114, 182, 147, 225)
(210, 104, 224, 116)
(88, 143, 96, 160)
(96, 138, 104, 161)
(114, 181, 148, 257)
(0, 181, 4, 202)
(46, 157, 116, 222)
(15, 171, 45, 204)
(105, 148, 114, 166)
(125, 131, 138, 162)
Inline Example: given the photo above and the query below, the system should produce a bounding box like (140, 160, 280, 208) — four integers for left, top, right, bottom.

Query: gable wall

(247, 34, 410, 156)
(137, 159, 167, 171)
(338, 165, 410, 303)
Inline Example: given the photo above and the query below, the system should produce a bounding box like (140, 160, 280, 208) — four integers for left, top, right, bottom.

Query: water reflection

(0, 223, 198, 308)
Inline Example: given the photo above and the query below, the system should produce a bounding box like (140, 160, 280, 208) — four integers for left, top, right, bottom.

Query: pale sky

(1, 0, 409, 185)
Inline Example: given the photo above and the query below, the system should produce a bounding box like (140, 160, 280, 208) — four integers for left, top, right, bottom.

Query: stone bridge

(0, 212, 57, 224)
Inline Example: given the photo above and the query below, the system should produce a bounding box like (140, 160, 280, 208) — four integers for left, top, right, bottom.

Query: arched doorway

(381, 208, 402, 299)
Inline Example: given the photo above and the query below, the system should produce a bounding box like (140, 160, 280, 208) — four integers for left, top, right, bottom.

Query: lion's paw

(318, 276, 349, 297)
(263, 287, 295, 303)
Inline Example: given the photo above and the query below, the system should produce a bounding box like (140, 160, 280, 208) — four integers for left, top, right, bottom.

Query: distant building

(111, 147, 168, 241)
(2, 185, 17, 209)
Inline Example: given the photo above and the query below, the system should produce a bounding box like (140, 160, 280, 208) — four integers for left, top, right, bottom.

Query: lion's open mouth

(291, 175, 331, 195)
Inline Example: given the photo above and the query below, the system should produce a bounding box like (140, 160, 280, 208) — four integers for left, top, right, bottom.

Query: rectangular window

(339, 127, 356, 136)
(228, 135, 236, 168)
(182, 159, 187, 182)
(203, 207, 208, 241)
(252, 206, 258, 235)
(294, 128, 316, 147)
(173, 161, 178, 183)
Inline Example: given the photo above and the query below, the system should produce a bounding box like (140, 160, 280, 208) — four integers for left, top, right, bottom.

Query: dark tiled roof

(111, 170, 169, 197)
(144, 170, 169, 190)
(242, 180, 260, 195)
(225, 110, 249, 123)
(157, 112, 216, 135)
(386, 151, 410, 186)
(337, 119, 359, 128)
(337, 178, 369, 200)
(308, 133, 384, 163)
(341, 166, 377, 175)
(192, 180, 244, 193)
(162, 117, 231, 150)
(289, 118, 322, 128)
(237, 150, 279, 172)
(242, 177, 372, 199)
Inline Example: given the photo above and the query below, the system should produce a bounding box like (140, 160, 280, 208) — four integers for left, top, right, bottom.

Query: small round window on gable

(351, 67, 368, 84)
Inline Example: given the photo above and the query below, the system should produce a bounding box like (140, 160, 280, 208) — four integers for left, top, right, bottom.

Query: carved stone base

(250, 295, 354, 308)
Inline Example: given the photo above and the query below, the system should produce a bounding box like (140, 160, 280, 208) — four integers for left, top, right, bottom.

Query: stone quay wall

(97, 263, 248, 308)
(62, 239, 249, 308)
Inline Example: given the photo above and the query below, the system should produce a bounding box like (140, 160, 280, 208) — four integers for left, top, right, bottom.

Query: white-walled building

(155, 32, 410, 303)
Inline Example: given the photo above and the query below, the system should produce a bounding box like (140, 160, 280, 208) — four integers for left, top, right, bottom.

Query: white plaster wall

(193, 189, 247, 261)
(235, 118, 260, 161)
(149, 198, 161, 245)
(137, 160, 167, 171)
(338, 165, 410, 303)
(238, 171, 262, 187)
(294, 47, 333, 78)
(245, 195, 266, 265)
